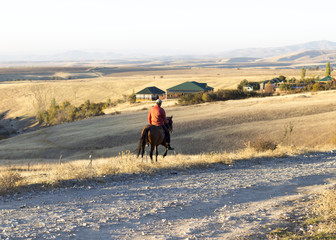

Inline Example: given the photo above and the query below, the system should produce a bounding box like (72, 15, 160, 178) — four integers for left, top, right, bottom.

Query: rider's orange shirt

(148, 105, 168, 126)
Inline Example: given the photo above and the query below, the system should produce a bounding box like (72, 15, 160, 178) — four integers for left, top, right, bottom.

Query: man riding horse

(148, 99, 174, 151)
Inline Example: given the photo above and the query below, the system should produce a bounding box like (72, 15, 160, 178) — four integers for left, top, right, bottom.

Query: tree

(128, 91, 136, 104)
(83, 100, 90, 110)
(202, 92, 211, 102)
(312, 82, 323, 91)
(326, 62, 331, 76)
(301, 67, 306, 81)
(278, 75, 286, 81)
(264, 82, 274, 94)
(279, 83, 291, 91)
(237, 79, 249, 90)
(105, 98, 112, 108)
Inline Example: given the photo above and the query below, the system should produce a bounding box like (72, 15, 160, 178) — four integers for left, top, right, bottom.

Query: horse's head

(167, 116, 173, 132)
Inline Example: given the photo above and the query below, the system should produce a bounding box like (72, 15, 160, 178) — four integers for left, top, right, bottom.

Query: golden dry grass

(0, 144, 332, 195)
(2, 89, 336, 161)
(313, 189, 336, 219)
(269, 182, 336, 238)
(0, 170, 23, 194)
(0, 67, 324, 118)
(309, 188, 336, 235)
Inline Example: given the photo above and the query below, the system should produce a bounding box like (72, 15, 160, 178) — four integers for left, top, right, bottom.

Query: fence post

(59, 154, 63, 165)
(88, 154, 93, 168)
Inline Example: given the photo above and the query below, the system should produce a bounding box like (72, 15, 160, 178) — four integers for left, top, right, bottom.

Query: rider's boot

(167, 143, 174, 150)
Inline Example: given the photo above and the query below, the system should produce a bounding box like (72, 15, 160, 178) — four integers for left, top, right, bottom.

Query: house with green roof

(317, 75, 335, 83)
(135, 86, 166, 102)
(260, 77, 287, 93)
(166, 81, 214, 99)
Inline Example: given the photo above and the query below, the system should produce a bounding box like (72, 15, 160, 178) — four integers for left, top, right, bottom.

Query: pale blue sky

(1, 0, 336, 55)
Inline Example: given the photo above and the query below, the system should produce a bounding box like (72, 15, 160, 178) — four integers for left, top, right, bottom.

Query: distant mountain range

(258, 50, 336, 63)
(1, 40, 336, 65)
(220, 40, 336, 58)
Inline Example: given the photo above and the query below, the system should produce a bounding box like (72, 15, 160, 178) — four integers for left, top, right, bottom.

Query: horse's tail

(137, 126, 149, 158)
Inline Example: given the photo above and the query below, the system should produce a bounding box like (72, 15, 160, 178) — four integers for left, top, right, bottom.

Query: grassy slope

(1, 90, 336, 163)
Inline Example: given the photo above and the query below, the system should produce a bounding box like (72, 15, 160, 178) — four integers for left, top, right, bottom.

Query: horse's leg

(150, 145, 154, 163)
(163, 147, 168, 158)
(141, 140, 145, 158)
(155, 146, 159, 163)
(141, 147, 145, 159)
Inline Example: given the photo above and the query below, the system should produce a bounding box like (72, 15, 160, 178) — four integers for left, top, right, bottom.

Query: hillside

(1, 91, 336, 162)
(2, 40, 336, 62)
(221, 40, 336, 58)
(259, 50, 336, 64)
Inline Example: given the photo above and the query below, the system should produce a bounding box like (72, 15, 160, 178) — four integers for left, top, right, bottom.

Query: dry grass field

(0, 67, 325, 118)
(1, 89, 336, 163)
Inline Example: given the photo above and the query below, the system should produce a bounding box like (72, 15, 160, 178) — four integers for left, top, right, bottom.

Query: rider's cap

(156, 99, 162, 105)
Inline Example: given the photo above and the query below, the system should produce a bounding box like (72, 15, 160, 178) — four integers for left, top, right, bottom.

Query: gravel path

(1, 152, 336, 239)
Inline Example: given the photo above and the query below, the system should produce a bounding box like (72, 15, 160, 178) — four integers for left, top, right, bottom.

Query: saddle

(148, 124, 166, 141)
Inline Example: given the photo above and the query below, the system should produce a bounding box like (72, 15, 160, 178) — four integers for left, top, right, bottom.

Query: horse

(137, 116, 173, 163)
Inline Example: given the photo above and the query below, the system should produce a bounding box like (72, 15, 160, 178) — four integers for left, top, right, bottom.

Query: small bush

(0, 171, 23, 194)
(0, 125, 10, 140)
(250, 138, 277, 152)
(312, 82, 324, 91)
(178, 93, 204, 105)
(128, 91, 136, 104)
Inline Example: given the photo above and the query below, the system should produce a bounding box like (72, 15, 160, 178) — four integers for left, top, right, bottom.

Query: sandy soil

(1, 152, 336, 239)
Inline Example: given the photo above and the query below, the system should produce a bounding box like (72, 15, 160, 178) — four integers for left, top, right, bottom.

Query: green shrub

(312, 82, 324, 91)
(178, 89, 260, 105)
(37, 99, 105, 126)
(214, 89, 258, 100)
(279, 83, 291, 91)
(202, 92, 212, 102)
(128, 91, 136, 104)
(237, 79, 249, 90)
(178, 93, 204, 105)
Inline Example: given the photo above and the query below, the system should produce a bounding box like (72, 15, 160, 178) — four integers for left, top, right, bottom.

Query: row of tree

(301, 62, 332, 80)
(37, 99, 106, 126)
(178, 89, 259, 105)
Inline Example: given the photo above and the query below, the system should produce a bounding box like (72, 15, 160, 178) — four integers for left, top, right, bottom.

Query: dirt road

(1, 152, 336, 239)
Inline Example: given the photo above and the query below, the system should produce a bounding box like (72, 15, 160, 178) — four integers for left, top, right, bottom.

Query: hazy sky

(1, 0, 336, 55)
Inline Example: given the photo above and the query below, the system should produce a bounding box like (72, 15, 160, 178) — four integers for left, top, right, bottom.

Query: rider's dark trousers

(162, 124, 170, 143)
